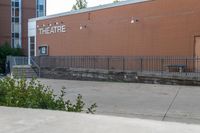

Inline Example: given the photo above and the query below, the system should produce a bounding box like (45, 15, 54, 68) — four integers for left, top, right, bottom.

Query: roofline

(29, 0, 152, 22)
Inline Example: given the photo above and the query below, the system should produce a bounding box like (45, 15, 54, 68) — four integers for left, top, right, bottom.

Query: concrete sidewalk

(39, 79, 200, 124)
(0, 107, 200, 133)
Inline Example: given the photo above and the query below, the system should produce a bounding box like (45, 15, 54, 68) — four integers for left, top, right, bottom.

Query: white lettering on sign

(38, 24, 66, 35)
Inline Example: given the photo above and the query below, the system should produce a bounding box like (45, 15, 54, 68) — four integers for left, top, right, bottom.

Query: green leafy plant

(0, 77, 97, 113)
(72, 0, 87, 10)
(113, 0, 120, 3)
(0, 42, 23, 73)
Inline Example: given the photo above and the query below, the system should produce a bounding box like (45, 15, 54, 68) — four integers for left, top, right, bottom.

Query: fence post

(93, 56, 96, 69)
(70, 56, 73, 68)
(38, 56, 40, 67)
(107, 57, 110, 71)
(161, 58, 164, 75)
(140, 58, 143, 72)
(195, 56, 199, 73)
(186, 58, 188, 75)
(194, 57, 196, 73)
(123, 57, 125, 72)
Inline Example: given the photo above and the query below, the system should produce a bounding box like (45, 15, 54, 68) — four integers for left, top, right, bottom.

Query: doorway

(30, 36, 35, 57)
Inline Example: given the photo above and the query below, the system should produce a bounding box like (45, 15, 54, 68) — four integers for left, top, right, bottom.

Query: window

(15, 8, 19, 16)
(12, 33, 19, 38)
(39, 5, 44, 10)
(15, 2, 19, 7)
(30, 37, 35, 57)
(37, 0, 45, 17)
(12, 2, 15, 7)
(39, 46, 48, 56)
(12, 17, 19, 22)
(11, 0, 21, 48)
(30, 37, 35, 43)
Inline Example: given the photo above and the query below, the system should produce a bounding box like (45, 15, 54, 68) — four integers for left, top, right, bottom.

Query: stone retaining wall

(40, 67, 200, 86)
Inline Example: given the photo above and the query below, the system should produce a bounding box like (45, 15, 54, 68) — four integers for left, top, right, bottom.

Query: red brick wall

(22, 0, 36, 55)
(0, 0, 37, 55)
(36, 0, 200, 57)
(0, 0, 11, 45)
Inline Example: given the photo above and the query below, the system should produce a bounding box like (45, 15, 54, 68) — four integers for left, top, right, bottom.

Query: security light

(131, 17, 139, 24)
(131, 19, 135, 24)
(80, 25, 83, 30)
(80, 24, 87, 30)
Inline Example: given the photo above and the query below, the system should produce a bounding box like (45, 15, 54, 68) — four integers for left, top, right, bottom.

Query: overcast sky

(47, 0, 116, 15)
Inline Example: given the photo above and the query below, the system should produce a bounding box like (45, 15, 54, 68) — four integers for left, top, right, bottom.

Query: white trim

(28, 37, 31, 64)
(29, 0, 152, 22)
(28, 21, 37, 64)
(19, 0, 22, 48)
(10, 0, 12, 48)
(34, 36, 37, 56)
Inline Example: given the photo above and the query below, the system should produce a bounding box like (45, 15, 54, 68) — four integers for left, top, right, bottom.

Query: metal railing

(33, 56, 200, 78)
(6, 56, 41, 77)
(31, 57, 41, 78)
(6, 56, 29, 71)
(7, 56, 200, 79)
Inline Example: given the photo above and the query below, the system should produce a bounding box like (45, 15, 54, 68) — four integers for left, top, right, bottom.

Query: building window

(39, 45, 48, 56)
(15, 2, 19, 7)
(11, 0, 21, 48)
(12, 33, 19, 38)
(37, 0, 46, 17)
(15, 8, 19, 16)
(30, 36, 35, 57)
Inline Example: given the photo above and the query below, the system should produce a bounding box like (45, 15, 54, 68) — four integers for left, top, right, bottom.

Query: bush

(0, 42, 23, 73)
(0, 77, 97, 113)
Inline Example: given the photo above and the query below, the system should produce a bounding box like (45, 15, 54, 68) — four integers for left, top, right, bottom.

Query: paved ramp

(0, 107, 200, 133)
(39, 79, 200, 124)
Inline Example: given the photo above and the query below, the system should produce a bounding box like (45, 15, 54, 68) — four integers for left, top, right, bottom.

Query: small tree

(0, 77, 97, 114)
(72, 0, 87, 10)
(113, 0, 120, 3)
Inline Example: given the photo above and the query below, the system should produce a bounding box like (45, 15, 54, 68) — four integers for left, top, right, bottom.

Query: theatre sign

(38, 23, 66, 35)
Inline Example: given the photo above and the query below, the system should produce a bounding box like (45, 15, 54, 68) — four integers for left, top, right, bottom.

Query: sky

(47, 0, 115, 15)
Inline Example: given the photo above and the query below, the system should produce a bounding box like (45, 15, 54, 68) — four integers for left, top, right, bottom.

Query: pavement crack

(162, 87, 181, 121)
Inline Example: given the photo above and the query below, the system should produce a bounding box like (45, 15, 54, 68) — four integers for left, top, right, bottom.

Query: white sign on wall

(38, 24, 66, 35)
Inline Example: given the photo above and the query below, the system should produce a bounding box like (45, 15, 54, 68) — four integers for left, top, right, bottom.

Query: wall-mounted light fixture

(80, 24, 87, 30)
(131, 17, 139, 24)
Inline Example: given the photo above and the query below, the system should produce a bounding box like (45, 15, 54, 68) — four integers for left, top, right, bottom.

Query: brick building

(28, 0, 200, 58)
(0, 0, 46, 54)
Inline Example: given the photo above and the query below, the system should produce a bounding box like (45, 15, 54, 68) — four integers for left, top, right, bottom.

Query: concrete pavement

(39, 79, 200, 124)
(1, 106, 200, 133)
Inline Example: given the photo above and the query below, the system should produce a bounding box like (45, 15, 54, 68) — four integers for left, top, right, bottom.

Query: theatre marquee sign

(38, 24, 66, 35)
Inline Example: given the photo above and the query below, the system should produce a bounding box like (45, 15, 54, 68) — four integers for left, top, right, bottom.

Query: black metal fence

(31, 56, 200, 77)
(7, 56, 200, 78)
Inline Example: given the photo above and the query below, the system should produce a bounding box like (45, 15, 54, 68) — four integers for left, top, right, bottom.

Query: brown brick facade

(36, 0, 200, 57)
(0, 0, 11, 45)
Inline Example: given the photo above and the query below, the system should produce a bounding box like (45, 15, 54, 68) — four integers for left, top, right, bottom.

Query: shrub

(0, 42, 23, 73)
(0, 77, 97, 113)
